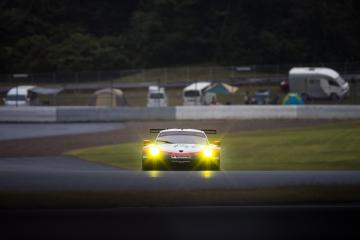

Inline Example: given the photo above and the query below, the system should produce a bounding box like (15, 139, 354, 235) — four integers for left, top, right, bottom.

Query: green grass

(69, 142, 143, 170)
(67, 121, 360, 170)
(117, 65, 279, 84)
(220, 123, 360, 170)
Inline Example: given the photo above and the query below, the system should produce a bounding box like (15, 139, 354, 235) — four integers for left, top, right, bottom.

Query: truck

(3, 85, 36, 106)
(289, 67, 350, 101)
(147, 85, 168, 107)
(183, 82, 216, 105)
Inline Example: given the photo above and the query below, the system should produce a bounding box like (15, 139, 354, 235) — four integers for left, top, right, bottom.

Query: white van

(183, 82, 216, 105)
(4, 85, 35, 106)
(289, 67, 350, 100)
(147, 86, 168, 107)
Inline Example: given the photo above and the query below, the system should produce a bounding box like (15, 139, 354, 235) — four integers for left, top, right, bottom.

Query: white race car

(142, 128, 221, 170)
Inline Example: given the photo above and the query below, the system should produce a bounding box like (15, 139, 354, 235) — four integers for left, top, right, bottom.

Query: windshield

(184, 90, 200, 97)
(328, 80, 340, 87)
(156, 131, 207, 144)
(6, 95, 26, 101)
(150, 93, 164, 99)
(336, 77, 346, 85)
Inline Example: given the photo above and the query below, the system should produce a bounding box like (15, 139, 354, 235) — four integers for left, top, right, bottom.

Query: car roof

(7, 85, 36, 95)
(148, 85, 165, 93)
(289, 67, 339, 79)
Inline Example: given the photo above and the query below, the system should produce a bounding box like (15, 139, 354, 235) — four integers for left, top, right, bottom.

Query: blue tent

(282, 93, 304, 105)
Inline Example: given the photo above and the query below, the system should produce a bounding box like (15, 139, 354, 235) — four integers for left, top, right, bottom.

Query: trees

(0, 0, 359, 73)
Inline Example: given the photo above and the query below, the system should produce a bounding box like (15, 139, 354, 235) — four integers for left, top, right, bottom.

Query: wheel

(208, 160, 220, 171)
(142, 160, 153, 171)
(210, 164, 220, 171)
(214, 160, 221, 170)
(301, 93, 310, 101)
(330, 93, 340, 101)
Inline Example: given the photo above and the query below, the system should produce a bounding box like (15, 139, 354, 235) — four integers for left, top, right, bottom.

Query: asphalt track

(1, 156, 360, 192)
(0, 122, 125, 140)
(2, 205, 360, 240)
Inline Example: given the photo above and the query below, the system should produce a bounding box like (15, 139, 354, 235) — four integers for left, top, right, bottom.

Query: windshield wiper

(156, 140, 174, 144)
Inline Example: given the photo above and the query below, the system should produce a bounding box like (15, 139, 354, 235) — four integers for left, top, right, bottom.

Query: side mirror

(213, 140, 221, 146)
(143, 139, 151, 146)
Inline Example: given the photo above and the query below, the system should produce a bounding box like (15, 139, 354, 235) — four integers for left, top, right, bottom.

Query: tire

(210, 164, 220, 171)
(142, 160, 153, 171)
(330, 93, 340, 101)
(301, 93, 310, 101)
(215, 161, 221, 170)
(209, 160, 220, 171)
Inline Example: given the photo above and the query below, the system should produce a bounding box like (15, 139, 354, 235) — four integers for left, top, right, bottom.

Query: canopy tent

(29, 87, 63, 95)
(27, 87, 64, 105)
(205, 83, 238, 95)
(89, 88, 127, 107)
(282, 93, 304, 105)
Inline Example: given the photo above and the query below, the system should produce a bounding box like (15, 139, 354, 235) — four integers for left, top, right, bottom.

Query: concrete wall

(56, 106, 176, 122)
(0, 107, 56, 122)
(175, 106, 298, 120)
(297, 105, 360, 119)
(176, 105, 360, 120)
(0, 105, 359, 122)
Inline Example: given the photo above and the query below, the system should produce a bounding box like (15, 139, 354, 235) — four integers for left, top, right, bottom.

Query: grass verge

(67, 121, 360, 170)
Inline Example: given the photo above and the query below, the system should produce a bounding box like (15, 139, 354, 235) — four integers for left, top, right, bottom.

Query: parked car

(3, 85, 36, 106)
(147, 86, 168, 107)
(183, 82, 216, 105)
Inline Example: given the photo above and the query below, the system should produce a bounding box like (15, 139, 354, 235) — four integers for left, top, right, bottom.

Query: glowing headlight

(203, 147, 213, 157)
(149, 146, 160, 156)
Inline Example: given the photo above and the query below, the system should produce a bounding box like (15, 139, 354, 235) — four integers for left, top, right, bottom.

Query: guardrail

(0, 105, 359, 122)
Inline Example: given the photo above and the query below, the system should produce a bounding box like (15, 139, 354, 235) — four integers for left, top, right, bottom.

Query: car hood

(158, 144, 204, 153)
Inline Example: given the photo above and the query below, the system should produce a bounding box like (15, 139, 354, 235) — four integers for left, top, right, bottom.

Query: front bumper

(142, 154, 220, 170)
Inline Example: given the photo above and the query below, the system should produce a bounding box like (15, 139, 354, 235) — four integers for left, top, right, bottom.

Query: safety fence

(1, 63, 360, 106)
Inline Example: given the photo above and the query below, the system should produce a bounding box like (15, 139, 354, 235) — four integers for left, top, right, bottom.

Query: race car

(142, 128, 221, 170)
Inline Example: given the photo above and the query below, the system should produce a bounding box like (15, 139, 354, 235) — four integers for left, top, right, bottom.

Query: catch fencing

(1, 62, 360, 106)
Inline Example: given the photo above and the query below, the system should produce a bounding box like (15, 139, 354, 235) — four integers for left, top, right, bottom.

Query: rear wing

(149, 129, 217, 134)
(150, 129, 165, 133)
(202, 129, 217, 134)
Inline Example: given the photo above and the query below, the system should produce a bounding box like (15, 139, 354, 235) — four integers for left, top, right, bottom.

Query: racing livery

(142, 129, 221, 170)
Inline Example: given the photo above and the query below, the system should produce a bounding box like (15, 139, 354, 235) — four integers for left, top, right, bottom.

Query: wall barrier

(175, 106, 298, 120)
(0, 107, 56, 122)
(0, 105, 359, 122)
(176, 105, 360, 120)
(296, 105, 360, 119)
(56, 106, 176, 122)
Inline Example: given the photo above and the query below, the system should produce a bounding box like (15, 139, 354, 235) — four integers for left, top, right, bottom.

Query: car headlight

(203, 147, 213, 158)
(149, 146, 160, 156)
